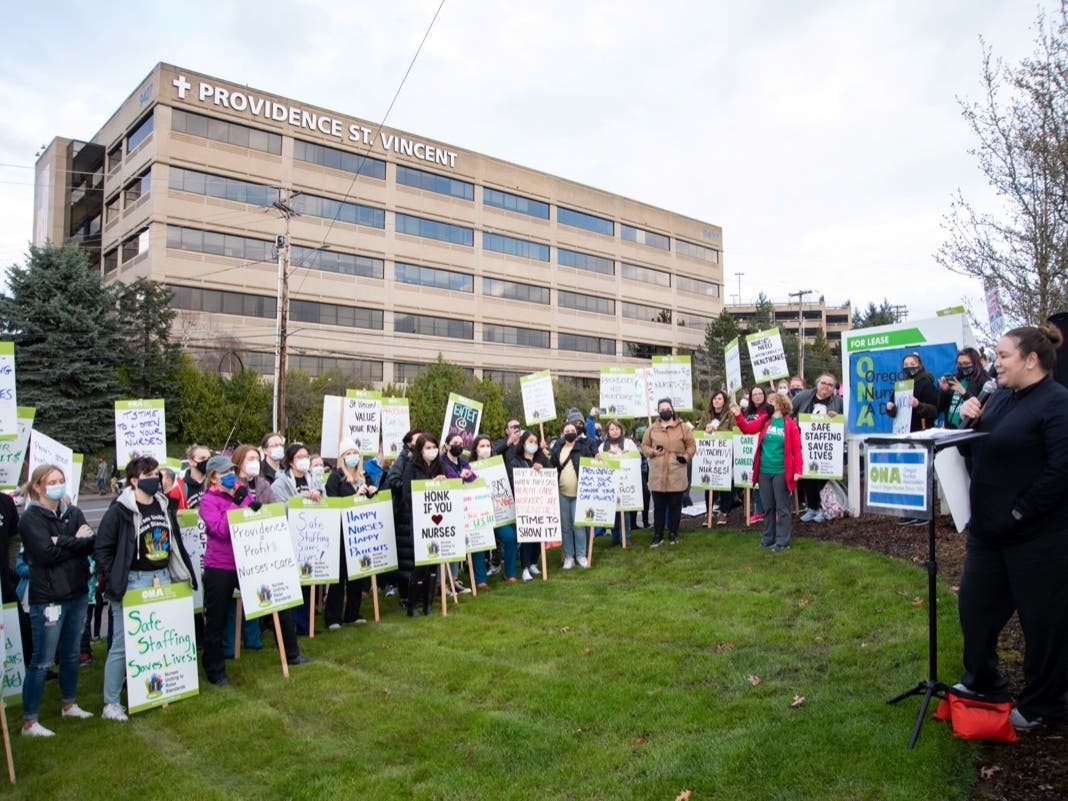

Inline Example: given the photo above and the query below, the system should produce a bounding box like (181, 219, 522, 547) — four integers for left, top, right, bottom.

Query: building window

(622, 301, 671, 324)
(105, 194, 121, 224)
(172, 108, 282, 155)
(625, 341, 673, 359)
(557, 206, 614, 236)
(394, 362, 426, 383)
(168, 285, 277, 318)
(292, 193, 385, 229)
(166, 224, 274, 263)
(121, 228, 150, 262)
(675, 310, 714, 330)
(396, 165, 473, 200)
(482, 369, 523, 390)
(621, 224, 670, 251)
(394, 262, 473, 292)
(621, 262, 671, 288)
(676, 274, 720, 297)
(291, 246, 384, 279)
(558, 290, 615, 316)
(169, 167, 280, 207)
(107, 142, 123, 173)
(483, 324, 550, 348)
(482, 277, 549, 304)
(676, 238, 720, 263)
(290, 300, 383, 330)
(394, 313, 474, 339)
(289, 354, 383, 382)
(482, 232, 549, 261)
(557, 247, 614, 276)
(123, 169, 151, 206)
(558, 332, 616, 355)
(103, 248, 119, 275)
(483, 187, 549, 219)
(126, 111, 154, 153)
(293, 139, 385, 178)
(395, 213, 473, 246)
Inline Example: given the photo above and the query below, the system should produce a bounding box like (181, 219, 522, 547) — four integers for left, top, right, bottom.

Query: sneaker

(327, 623, 341, 631)
(562, 557, 575, 570)
(800, 509, 817, 522)
(385, 585, 397, 597)
(61, 704, 93, 719)
(288, 655, 314, 666)
(101, 703, 129, 722)
(486, 565, 501, 577)
(528, 564, 540, 576)
(812, 511, 825, 523)
(650, 539, 662, 549)
(910, 517, 928, 526)
(771, 544, 791, 553)
(669, 536, 678, 545)
(1010, 707, 1043, 731)
(716, 513, 727, 527)
(454, 583, 472, 595)
(748, 513, 764, 525)
(576, 556, 589, 568)
(352, 617, 367, 625)
(758, 541, 773, 549)
(79, 652, 93, 665)
(21, 721, 55, 737)
(209, 677, 230, 687)
(522, 568, 533, 582)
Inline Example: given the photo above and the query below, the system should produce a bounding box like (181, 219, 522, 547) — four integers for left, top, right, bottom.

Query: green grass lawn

(6, 527, 976, 800)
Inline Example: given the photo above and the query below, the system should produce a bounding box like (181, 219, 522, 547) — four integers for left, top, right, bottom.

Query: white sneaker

(101, 703, 129, 723)
(576, 556, 589, 569)
(562, 557, 575, 570)
(327, 623, 341, 631)
(1010, 707, 1043, 731)
(454, 583, 472, 595)
(21, 721, 54, 737)
(61, 704, 94, 719)
(521, 568, 533, 582)
(812, 511, 826, 523)
(528, 564, 540, 576)
(800, 509, 817, 522)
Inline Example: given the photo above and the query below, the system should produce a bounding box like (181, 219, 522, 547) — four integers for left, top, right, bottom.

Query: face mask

(476, 447, 492, 460)
(563, 432, 578, 443)
(195, 458, 209, 475)
(659, 410, 673, 421)
(790, 388, 802, 397)
(903, 365, 920, 378)
(311, 466, 325, 478)
(344, 454, 360, 468)
(778, 388, 788, 396)
(245, 460, 261, 478)
(45, 484, 66, 502)
(269, 446, 284, 462)
(424, 448, 439, 462)
(294, 458, 311, 474)
(137, 476, 161, 497)
(449, 444, 464, 457)
(220, 472, 238, 490)
(524, 442, 538, 455)
(957, 365, 974, 378)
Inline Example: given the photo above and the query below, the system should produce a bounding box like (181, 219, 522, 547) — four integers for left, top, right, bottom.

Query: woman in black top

(397, 434, 445, 616)
(324, 440, 377, 627)
(505, 430, 550, 579)
(885, 352, 940, 431)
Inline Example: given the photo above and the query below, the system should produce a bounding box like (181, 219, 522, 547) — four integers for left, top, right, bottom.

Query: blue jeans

(559, 494, 583, 560)
(103, 568, 171, 706)
(496, 524, 518, 578)
(23, 593, 88, 720)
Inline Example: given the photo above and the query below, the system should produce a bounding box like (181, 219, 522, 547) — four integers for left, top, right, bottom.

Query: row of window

(172, 108, 282, 155)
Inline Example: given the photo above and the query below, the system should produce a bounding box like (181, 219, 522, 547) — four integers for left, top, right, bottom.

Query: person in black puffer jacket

(396, 434, 445, 616)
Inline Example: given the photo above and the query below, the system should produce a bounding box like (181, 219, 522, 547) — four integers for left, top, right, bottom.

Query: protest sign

(70, 455, 83, 506)
(340, 491, 398, 579)
(122, 582, 199, 713)
(892, 380, 914, 436)
(605, 451, 642, 511)
(691, 431, 733, 491)
(461, 480, 498, 553)
(0, 343, 16, 437)
(799, 414, 845, 479)
(287, 497, 342, 585)
(866, 447, 929, 515)
(650, 355, 693, 412)
(381, 397, 410, 459)
(513, 468, 561, 543)
(725, 337, 743, 397)
(1, 604, 24, 702)
(599, 366, 645, 419)
(29, 429, 74, 500)
(177, 510, 206, 612)
(412, 479, 466, 565)
(441, 394, 483, 451)
(575, 458, 619, 527)
(0, 407, 34, 491)
(745, 328, 789, 383)
(732, 433, 758, 488)
(345, 390, 382, 456)
(227, 503, 303, 619)
(114, 399, 167, 468)
(469, 455, 516, 526)
(520, 370, 556, 425)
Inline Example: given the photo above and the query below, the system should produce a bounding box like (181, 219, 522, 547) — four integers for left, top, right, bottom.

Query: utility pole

(788, 288, 814, 378)
(271, 190, 298, 434)
(734, 272, 744, 305)
(891, 304, 909, 323)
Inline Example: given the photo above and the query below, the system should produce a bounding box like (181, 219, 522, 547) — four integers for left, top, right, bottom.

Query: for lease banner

(287, 497, 342, 585)
(650, 355, 693, 412)
(513, 467, 562, 543)
(520, 370, 556, 425)
(122, 582, 199, 714)
(799, 414, 845, 479)
(469, 455, 516, 526)
(381, 397, 411, 460)
(227, 503, 303, 619)
(412, 478, 466, 565)
(732, 433, 758, 489)
(177, 510, 206, 613)
(692, 431, 733, 491)
(599, 366, 645, 419)
(0, 406, 34, 491)
(461, 480, 498, 553)
(340, 491, 398, 579)
(745, 328, 789, 383)
(114, 399, 167, 469)
(441, 393, 483, 451)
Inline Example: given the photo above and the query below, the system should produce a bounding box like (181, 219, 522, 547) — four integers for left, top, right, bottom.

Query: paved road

(76, 494, 117, 530)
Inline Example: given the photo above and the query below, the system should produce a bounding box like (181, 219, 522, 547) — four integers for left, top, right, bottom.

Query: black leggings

(650, 491, 683, 540)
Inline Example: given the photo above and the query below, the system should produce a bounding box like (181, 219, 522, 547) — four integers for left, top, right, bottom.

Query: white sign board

(0, 406, 34, 491)
(411, 479, 466, 565)
(2, 602, 25, 702)
(799, 414, 845, 479)
(865, 447, 929, 515)
(724, 337, 743, 397)
(340, 491, 398, 579)
(599, 367, 645, 420)
(574, 458, 619, 527)
(692, 431, 733, 491)
(227, 503, 304, 619)
(520, 370, 557, 425)
(746, 328, 789, 383)
(732, 433, 758, 489)
(287, 497, 342, 585)
(114, 399, 167, 469)
(513, 468, 561, 543)
(177, 510, 206, 613)
(0, 342, 16, 437)
(29, 428, 75, 501)
(122, 582, 199, 714)
(381, 398, 411, 460)
(461, 480, 498, 553)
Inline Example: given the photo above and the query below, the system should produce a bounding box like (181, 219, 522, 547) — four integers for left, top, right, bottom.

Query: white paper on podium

(934, 446, 971, 533)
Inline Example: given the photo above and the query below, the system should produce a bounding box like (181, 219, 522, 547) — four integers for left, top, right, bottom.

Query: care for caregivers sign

(468, 455, 516, 525)
(724, 337, 743, 397)
(691, 431, 733, 491)
(340, 491, 398, 579)
(29, 428, 76, 503)
(865, 447, 929, 515)
(441, 393, 483, 451)
(799, 414, 844, 479)
(513, 467, 561, 543)
(227, 503, 303, 619)
(0, 342, 16, 437)
(520, 370, 556, 425)
(114, 399, 167, 468)
(381, 397, 410, 459)
(121, 582, 198, 714)
(599, 366, 645, 419)
(732, 433, 758, 489)
(575, 458, 619, 527)
(177, 510, 206, 613)
(0, 406, 34, 491)
(287, 497, 342, 585)
(412, 479, 466, 565)
(649, 355, 693, 412)
(461, 480, 498, 553)
(2, 603, 25, 701)
(745, 328, 789, 383)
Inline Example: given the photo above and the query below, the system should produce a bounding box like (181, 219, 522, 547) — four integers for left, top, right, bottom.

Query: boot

(406, 577, 423, 617)
(422, 570, 438, 616)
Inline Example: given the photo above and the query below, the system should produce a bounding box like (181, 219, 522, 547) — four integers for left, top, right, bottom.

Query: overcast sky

(0, 0, 1053, 323)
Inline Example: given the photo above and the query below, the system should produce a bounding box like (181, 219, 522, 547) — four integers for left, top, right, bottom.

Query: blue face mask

(220, 472, 238, 490)
(45, 484, 66, 502)
(344, 454, 360, 468)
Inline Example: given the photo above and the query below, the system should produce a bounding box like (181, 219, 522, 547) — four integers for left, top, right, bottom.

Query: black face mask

(195, 459, 209, 475)
(659, 410, 673, 421)
(903, 366, 920, 379)
(789, 388, 802, 397)
(137, 477, 161, 497)
(957, 365, 975, 378)
(449, 444, 463, 457)
(563, 431, 578, 443)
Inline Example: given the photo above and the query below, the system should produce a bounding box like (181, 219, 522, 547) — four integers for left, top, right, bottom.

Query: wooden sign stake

(438, 564, 448, 617)
(539, 542, 548, 580)
(0, 699, 14, 784)
(272, 612, 290, 679)
(585, 528, 594, 568)
(234, 597, 242, 660)
(621, 512, 629, 548)
(466, 553, 477, 597)
(370, 579, 380, 622)
(307, 585, 316, 639)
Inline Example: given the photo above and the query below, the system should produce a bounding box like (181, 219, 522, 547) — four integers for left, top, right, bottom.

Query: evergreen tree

(0, 244, 121, 454)
(695, 309, 740, 394)
(803, 329, 841, 384)
(852, 299, 898, 328)
(114, 278, 182, 402)
(405, 356, 507, 442)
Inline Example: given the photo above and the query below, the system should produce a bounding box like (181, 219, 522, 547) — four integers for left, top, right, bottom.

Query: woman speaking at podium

(958, 323, 1068, 731)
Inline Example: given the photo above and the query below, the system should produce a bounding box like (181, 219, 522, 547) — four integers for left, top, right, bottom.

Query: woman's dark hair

(284, 442, 307, 466)
(604, 419, 625, 438)
(903, 352, 926, 369)
(511, 429, 539, 459)
(709, 391, 728, 412)
(471, 434, 493, 453)
(1004, 324, 1064, 373)
(747, 385, 771, 415)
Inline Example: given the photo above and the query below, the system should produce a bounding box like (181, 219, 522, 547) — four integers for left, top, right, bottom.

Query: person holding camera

(937, 347, 992, 430)
(641, 398, 696, 547)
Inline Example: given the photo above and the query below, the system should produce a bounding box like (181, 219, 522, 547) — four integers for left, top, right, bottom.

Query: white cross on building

(172, 75, 191, 99)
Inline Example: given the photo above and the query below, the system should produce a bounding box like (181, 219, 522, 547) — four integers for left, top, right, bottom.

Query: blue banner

(847, 343, 958, 434)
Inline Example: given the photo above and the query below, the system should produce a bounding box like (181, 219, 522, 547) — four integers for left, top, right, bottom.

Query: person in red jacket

(732, 392, 803, 552)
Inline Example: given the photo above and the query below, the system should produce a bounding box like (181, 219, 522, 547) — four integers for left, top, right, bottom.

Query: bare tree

(937, 5, 1068, 325)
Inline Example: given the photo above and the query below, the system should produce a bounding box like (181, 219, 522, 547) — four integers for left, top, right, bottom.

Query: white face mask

(476, 447, 492, 460)
(524, 442, 538, 455)
(294, 457, 311, 473)
(424, 448, 439, 462)
(344, 454, 361, 468)
(245, 460, 261, 478)
(269, 446, 284, 462)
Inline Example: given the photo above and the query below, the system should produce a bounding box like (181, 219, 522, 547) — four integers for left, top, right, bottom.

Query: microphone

(960, 379, 998, 428)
